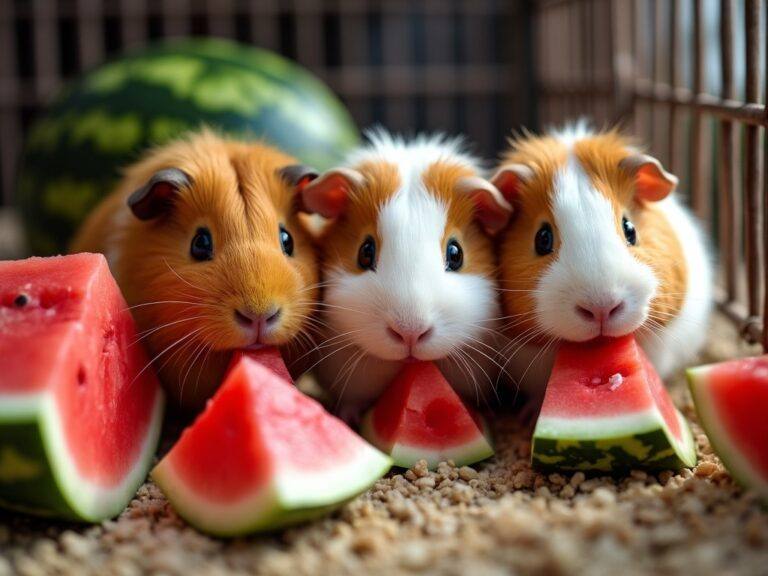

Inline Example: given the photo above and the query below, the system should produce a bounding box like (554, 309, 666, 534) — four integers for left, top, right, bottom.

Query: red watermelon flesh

(229, 347, 291, 382)
(0, 254, 164, 521)
(152, 354, 392, 536)
(532, 335, 696, 472)
(361, 362, 494, 469)
(540, 336, 683, 441)
(688, 356, 768, 499)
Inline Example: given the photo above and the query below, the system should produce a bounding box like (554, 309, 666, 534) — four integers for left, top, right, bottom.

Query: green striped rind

(531, 408, 696, 473)
(360, 412, 494, 470)
(687, 366, 768, 500)
(16, 38, 360, 254)
(151, 444, 391, 537)
(0, 391, 164, 521)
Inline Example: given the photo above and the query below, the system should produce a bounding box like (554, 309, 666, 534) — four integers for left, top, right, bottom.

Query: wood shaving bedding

(1, 313, 766, 576)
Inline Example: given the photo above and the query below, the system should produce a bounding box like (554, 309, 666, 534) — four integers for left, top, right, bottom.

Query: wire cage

(538, 0, 767, 351)
(0, 0, 765, 352)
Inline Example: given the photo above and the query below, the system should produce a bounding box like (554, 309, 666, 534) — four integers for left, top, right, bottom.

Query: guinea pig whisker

(129, 315, 216, 347)
(179, 338, 212, 406)
(446, 350, 476, 404)
(291, 329, 365, 366)
(125, 299, 216, 312)
(517, 336, 557, 389)
(162, 259, 208, 295)
(461, 338, 512, 379)
(498, 324, 546, 356)
(332, 350, 367, 413)
(129, 327, 205, 388)
(156, 326, 211, 379)
(310, 302, 379, 319)
(457, 344, 499, 401)
(191, 344, 216, 407)
(302, 339, 362, 375)
(330, 348, 365, 392)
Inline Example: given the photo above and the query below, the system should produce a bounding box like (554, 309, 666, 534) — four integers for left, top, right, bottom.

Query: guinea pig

(492, 121, 713, 402)
(71, 130, 321, 410)
(299, 129, 513, 421)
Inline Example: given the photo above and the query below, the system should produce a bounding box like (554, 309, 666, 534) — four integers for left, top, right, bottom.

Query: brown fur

(71, 130, 319, 410)
(318, 159, 496, 280)
(498, 130, 686, 340)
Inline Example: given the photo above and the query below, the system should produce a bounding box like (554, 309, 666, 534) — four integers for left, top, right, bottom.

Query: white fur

(316, 131, 502, 417)
(536, 156, 658, 342)
(507, 126, 713, 401)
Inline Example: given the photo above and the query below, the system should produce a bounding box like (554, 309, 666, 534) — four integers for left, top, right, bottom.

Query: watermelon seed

(608, 373, 624, 391)
(77, 366, 87, 387)
(13, 294, 28, 307)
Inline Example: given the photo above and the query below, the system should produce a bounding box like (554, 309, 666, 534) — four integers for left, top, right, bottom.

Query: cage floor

(1, 312, 766, 576)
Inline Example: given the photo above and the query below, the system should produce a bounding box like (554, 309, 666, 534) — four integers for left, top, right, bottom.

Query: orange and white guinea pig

(492, 121, 713, 400)
(71, 130, 320, 410)
(299, 129, 512, 421)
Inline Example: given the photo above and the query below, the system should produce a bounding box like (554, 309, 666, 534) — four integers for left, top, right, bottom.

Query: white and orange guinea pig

(299, 129, 513, 421)
(492, 121, 713, 402)
(71, 130, 321, 410)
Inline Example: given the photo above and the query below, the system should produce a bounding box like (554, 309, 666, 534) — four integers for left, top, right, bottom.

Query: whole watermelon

(16, 38, 359, 255)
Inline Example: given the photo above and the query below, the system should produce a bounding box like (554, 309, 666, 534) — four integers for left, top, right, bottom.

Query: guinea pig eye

(534, 223, 554, 256)
(445, 238, 463, 272)
(622, 216, 637, 246)
(279, 225, 294, 256)
(190, 227, 214, 261)
(357, 236, 376, 271)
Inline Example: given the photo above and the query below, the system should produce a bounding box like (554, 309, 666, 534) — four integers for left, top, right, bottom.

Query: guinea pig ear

(299, 168, 365, 219)
(278, 164, 319, 193)
(619, 153, 678, 202)
(490, 164, 534, 204)
(456, 176, 513, 236)
(127, 168, 192, 221)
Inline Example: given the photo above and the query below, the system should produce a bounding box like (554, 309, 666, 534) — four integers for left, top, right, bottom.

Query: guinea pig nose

(234, 307, 282, 328)
(386, 324, 434, 347)
(575, 301, 625, 323)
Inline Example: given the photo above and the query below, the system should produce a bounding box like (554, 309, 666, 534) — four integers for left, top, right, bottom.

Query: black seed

(13, 294, 29, 307)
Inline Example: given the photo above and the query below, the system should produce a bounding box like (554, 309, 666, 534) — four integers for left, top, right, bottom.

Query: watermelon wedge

(687, 357, 768, 501)
(152, 351, 392, 536)
(0, 254, 164, 521)
(361, 362, 494, 469)
(229, 347, 291, 382)
(532, 335, 696, 472)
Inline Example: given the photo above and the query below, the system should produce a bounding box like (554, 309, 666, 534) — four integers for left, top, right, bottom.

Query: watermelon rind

(152, 443, 391, 537)
(0, 390, 164, 521)
(687, 365, 768, 499)
(360, 411, 494, 470)
(531, 407, 696, 473)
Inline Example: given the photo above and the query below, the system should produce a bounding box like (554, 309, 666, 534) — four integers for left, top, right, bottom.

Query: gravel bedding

(1, 312, 767, 576)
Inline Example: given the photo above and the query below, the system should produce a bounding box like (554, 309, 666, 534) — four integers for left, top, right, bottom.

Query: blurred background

(0, 0, 765, 348)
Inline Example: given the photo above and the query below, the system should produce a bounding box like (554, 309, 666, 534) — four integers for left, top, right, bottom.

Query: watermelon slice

(361, 362, 494, 469)
(532, 335, 696, 472)
(229, 347, 291, 382)
(687, 356, 768, 501)
(151, 351, 392, 536)
(0, 254, 164, 521)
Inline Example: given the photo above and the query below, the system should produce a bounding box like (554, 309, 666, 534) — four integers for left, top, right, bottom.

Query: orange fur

(71, 130, 319, 409)
(498, 130, 686, 340)
(318, 159, 496, 279)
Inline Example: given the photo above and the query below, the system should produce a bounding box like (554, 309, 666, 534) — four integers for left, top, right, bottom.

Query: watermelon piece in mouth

(687, 356, 768, 501)
(532, 335, 696, 473)
(151, 349, 392, 536)
(361, 361, 494, 470)
(0, 254, 164, 521)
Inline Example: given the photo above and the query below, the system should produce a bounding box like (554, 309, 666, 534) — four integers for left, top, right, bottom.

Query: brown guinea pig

(71, 130, 320, 410)
(492, 122, 712, 401)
